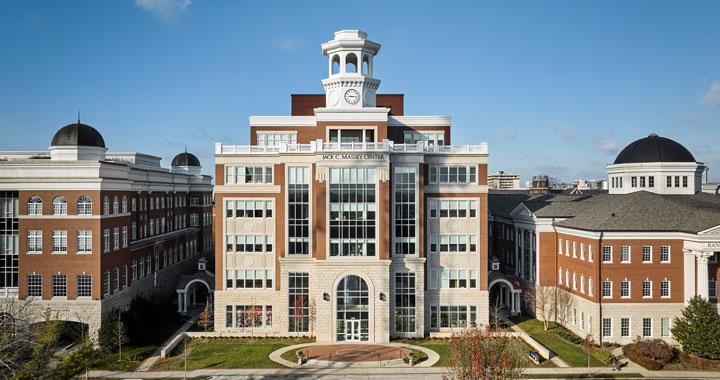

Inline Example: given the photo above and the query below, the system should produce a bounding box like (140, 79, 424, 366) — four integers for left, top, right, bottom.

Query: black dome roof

(51, 123, 106, 148)
(613, 134, 695, 164)
(171, 152, 201, 167)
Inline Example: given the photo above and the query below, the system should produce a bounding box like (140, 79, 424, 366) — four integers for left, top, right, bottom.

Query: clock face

(344, 89, 360, 105)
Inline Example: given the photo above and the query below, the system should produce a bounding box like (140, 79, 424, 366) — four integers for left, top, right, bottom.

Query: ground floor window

(394, 272, 416, 333)
(288, 272, 309, 333)
(661, 317, 670, 337)
(621, 317, 630, 337)
(429, 305, 477, 329)
(229, 304, 272, 329)
(642, 317, 652, 337)
(602, 318, 612, 337)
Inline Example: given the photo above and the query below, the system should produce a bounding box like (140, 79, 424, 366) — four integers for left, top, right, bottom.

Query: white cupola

(321, 30, 381, 109)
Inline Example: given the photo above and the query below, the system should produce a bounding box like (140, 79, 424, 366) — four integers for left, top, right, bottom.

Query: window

(558, 268, 562, 284)
(329, 168, 376, 257)
(660, 246, 670, 263)
(52, 230, 67, 253)
(588, 244, 594, 262)
(131, 197, 136, 212)
(709, 280, 717, 298)
(683, 176, 688, 188)
(660, 280, 670, 298)
(441, 270, 470, 289)
(603, 318, 612, 338)
(430, 269, 438, 289)
(224, 166, 274, 184)
(403, 131, 445, 145)
(661, 317, 671, 337)
(572, 242, 577, 257)
(429, 235, 438, 253)
(642, 280, 652, 298)
(77, 274, 92, 297)
(394, 167, 416, 255)
(131, 260, 137, 280)
(121, 196, 128, 213)
(122, 226, 128, 247)
(438, 200, 472, 218)
(620, 246, 630, 263)
(602, 246, 612, 263)
(77, 230, 92, 253)
(429, 165, 476, 184)
(631, 176, 637, 187)
(643, 318, 652, 337)
(602, 280, 612, 298)
(588, 278, 594, 296)
(113, 196, 119, 214)
(288, 272, 309, 332)
(265, 270, 273, 289)
(470, 270, 477, 288)
(113, 268, 120, 291)
(572, 273, 577, 290)
(52, 274, 67, 297)
(580, 243, 585, 260)
(103, 196, 110, 215)
(642, 246, 652, 263)
(27, 230, 42, 252)
(621, 318, 630, 337)
(27, 196, 42, 215)
(621, 280, 630, 298)
(431, 305, 470, 328)
(649, 176, 654, 187)
(667, 176, 672, 188)
(674, 176, 680, 187)
(103, 271, 110, 295)
(395, 272, 416, 333)
(257, 132, 297, 146)
(573, 308, 577, 325)
(565, 240, 569, 256)
(190, 195, 199, 206)
(77, 196, 92, 215)
(113, 228, 119, 250)
(640, 176, 646, 187)
(27, 274, 42, 297)
(439, 235, 475, 253)
(123, 265, 128, 288)
(565, 269, 570, 287)
(190, 213, 199, 227)
(52, 196, 67, 215)
(288, 167, 310, 255)
(580, 274, 585, 293)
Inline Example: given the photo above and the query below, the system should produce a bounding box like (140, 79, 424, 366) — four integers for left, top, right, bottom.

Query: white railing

(216, 140, 488, 155)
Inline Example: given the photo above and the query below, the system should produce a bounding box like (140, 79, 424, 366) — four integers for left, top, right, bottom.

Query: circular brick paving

(300, 344, 410, 362)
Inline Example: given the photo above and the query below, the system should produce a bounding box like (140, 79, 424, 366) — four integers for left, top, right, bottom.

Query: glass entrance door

(344, 320, 361, 341)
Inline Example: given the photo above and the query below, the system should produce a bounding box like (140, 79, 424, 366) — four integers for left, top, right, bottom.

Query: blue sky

(1, 1, 719, 183)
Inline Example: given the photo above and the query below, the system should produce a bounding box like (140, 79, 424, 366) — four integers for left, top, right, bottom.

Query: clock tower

(321, 30, 381, 109)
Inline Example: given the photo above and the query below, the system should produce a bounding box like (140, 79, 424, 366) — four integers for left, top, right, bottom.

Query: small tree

(583, 334, 595, 374)
(197, 299, 213, 333)
(529, 285, 555, 330)
(671, 295, 720, 360)
(445, 326, 526, 380)
(489, 296, 504, 330)
(555, 290, 574, 327)
(113, 314, 129, 361)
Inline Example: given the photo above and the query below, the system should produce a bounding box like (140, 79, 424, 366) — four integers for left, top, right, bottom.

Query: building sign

(320, 154, 387, 161)
(708, 242, 720, 249)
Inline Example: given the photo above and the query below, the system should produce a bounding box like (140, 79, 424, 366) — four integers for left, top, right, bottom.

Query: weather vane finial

(77, 110, 80, 124)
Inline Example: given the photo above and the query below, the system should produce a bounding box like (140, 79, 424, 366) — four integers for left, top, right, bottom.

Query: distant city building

(488, 171, 521, 190)
(488, 134, 719, 345)
(573, 179, 608, 190)
(529, 175, 550, 195)
(0, 122, 213, 337)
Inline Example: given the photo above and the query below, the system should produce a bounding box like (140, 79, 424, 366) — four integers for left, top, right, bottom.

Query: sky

(1, 0, 719, 184)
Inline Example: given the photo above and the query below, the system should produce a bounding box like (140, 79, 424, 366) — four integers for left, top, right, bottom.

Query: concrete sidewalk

(89, 366, 720, 379)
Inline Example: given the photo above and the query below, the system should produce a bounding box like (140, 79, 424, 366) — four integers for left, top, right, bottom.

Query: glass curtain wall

(329, 168, 376, 257)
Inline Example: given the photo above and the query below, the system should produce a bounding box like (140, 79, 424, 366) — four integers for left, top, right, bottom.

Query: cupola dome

(613, 134, 695, 164)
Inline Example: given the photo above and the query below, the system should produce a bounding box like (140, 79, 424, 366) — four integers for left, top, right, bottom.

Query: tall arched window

(113, 196, 119, 214)
(122, 196, 128, 214)
(332, 55, 340, 75)
(362, 55, 370, 75)
(103, 196, 109, 215)
(52, 196, 67, 215)
(190, 195, 199, 206)
(336, 275, 369, 342)
(77, 196, 92, 215)
(27, 196, 42, 215)
(345, 53, 358, 73)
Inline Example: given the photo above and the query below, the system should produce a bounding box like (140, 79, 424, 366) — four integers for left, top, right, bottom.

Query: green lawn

(393, 338, 450, 367)
(527, 374, 643, 379)
(90, 314, 189, 371)
(151, 337, 314, 370)
(511, 317, 605, 368)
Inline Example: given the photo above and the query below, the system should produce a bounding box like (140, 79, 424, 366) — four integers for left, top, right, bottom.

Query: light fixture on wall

(323, 292, 330, 301)
(379, 292, 386, 301)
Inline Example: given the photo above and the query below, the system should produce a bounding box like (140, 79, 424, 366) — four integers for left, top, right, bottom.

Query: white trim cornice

(249, 116, 316, 127)
(388, 116, 452, 127)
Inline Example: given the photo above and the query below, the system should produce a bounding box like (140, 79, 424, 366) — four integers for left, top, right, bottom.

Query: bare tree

(489, 296, 504, 330)
(528, 285, 556, 330)
(555, 289, 575, 327)
(197, 299, 213, 333)
(112, 314, 129, 361)
(309, 297, 317, 338)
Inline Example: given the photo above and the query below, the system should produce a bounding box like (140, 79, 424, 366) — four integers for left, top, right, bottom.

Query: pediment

(699, 224, 720, 235)
(509, 203, 534, 218)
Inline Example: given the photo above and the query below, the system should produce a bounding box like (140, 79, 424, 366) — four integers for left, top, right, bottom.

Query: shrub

(98, 310, 122, 353)
(592, 349, 613, 365)
(447, 328, 527, 379)
(54, 340, 98, 380)
(632, 337, 674, 364)
(672, 296, 720, 360)
(624, 343, 663, 370)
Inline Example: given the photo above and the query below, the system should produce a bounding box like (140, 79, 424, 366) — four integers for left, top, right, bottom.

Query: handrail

(215, 140, 488, 155)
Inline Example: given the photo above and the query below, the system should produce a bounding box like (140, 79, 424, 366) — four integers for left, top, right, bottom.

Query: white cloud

(135, 0, 191, 24)
(701, 80, 720, 107)
(503, 128, 517, 141)
(550, 120, 576, 141)
(274, 38, 304, 53)
(598, 138, 619, 154)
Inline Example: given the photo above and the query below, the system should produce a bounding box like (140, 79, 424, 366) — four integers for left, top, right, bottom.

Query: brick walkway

(300, 344, 409, 362)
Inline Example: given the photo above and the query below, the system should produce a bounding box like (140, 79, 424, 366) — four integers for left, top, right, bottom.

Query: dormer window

(328, 129, 374, 143)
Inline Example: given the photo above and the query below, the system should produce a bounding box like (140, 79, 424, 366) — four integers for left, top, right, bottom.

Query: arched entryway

(488, 278, 522, 315)
(335, 275, 370, 342)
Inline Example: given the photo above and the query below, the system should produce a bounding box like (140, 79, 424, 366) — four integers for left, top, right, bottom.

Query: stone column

(683, 249, 696, 304)
(177, 292, 183, 313)
(183, 292, 188, 313)
(697, 252, 711, 300)
(519, 229, 525, 279)
(514, 227, 520, 276)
